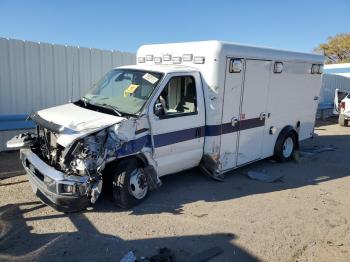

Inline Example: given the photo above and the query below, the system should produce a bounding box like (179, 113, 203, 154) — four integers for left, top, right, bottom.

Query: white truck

(334, 89, 350, 126)
(7, 41, 324, 211)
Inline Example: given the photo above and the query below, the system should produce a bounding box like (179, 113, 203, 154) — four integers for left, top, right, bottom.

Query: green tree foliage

(314, 34, 350, 64)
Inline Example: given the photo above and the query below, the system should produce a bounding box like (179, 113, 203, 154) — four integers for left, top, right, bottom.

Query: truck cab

(9, 64, 206, 211)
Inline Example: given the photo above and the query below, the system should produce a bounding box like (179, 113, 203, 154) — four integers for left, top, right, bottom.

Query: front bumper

(20, 149, 91, 212)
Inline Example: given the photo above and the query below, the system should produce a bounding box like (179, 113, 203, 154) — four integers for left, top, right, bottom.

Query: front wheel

(274, 132, 296, 162)
(112, 158, 148, 208)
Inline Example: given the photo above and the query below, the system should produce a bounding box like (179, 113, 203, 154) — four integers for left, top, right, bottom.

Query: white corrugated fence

(0, 37, 136, 151)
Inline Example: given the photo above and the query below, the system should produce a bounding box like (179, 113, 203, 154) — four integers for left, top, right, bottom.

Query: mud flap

(143, 165, 162, 190)
(89, 179, 103, 204)
(199, 155, 224, 181)
(199, 165, 225, 181)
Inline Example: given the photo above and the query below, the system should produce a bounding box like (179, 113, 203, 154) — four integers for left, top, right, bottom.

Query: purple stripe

(154, 126, 205, 147)
(117, 117, 265, 155)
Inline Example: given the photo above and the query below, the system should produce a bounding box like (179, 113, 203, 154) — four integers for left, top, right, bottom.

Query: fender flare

(135, 153, 149, 167)
(274, 125, 299, 156)
(115, 153, 149, 167)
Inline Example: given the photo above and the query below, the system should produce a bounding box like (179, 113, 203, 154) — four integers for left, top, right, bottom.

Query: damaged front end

(8, 111, 125, 212)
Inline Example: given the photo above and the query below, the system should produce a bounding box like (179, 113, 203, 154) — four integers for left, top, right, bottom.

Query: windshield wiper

(94, 103, 122, 117)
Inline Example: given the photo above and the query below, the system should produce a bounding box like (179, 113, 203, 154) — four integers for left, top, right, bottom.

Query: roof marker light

(274, 62, 283, 73)
(146, 55, 154, 61)
(183, 54, 193, 62)
(154, 57, 162, 64)
(172, 57, 182, 64)
(163, 54, 172, 61)
(146, 55, 153, 61)
(138, 57, 145, 63)
(193, 56, 205, 64)
(229, 59, 242, 73)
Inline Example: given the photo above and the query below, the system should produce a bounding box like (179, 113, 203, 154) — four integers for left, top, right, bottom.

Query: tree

(314, 34, 350, 64)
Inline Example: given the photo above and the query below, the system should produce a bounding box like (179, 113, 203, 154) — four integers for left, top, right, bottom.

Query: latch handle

(195, 127, 202, 138)
(260, 112, 267, 120)
(231, 117, 239, 126)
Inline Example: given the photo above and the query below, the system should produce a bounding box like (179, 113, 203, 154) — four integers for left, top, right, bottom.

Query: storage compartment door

(236, 60, 272, 166)
(219, 58, 245, 170)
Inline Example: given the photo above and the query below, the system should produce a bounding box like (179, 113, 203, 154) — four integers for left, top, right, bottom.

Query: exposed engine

(26, 126, 121, 204)
(33, 127, 120, 178)
(6, 103, 152, 210)
(69, 130, 108, 176)
(35, 127, 62, 167)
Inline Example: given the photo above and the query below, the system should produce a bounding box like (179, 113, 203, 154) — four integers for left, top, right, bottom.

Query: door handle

(260, 112, 266, 120)
(231, 117, 239, 126)
(195, 127, 202, 138)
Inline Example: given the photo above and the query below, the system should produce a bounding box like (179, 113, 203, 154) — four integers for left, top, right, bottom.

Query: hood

(34, 103, 125, 147)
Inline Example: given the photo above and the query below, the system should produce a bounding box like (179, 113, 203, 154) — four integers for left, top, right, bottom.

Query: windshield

(84, 69, 163, 115)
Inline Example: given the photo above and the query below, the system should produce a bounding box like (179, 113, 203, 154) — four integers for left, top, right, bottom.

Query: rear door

(220, 58, 271, 170)
(219, 58, 245, 170)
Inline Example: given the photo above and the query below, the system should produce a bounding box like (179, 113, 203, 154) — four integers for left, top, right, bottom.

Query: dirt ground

(0, 118, 349, 261)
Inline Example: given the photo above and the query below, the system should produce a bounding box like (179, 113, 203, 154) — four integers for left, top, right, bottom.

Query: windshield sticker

(124, 84, 139, 97)
(142, 73, 158, 84)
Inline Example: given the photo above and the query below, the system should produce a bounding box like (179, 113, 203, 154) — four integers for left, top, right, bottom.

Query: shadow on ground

(0, 202, 258, 261)
(1, 119, 349, 261)
(94, 132, 349, 216)
(0, 150, 24, 179)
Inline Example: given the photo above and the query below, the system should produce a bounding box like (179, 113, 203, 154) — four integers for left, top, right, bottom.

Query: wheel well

(134, 154, 149, 168)
(274, 125, 299, 154)
(290, 129, 299, 150)
(101, 154, 148, 195)
(103, 154, 148, 176)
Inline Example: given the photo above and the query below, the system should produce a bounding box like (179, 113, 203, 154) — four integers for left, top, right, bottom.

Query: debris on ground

(120, 248, 175, 262)
(149, 248, 175, 262)
(327, 240, 344, 247)
(300, 145, 336, 157)
(187, 246, 224, 262)
(193, 213, 208, 218)
(292, 151, 300, 162)
(120, 251, 137, 262)
(246, 171, 283, 183)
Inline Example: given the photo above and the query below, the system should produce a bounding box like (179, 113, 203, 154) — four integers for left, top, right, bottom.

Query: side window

(154, 76, 197, 118)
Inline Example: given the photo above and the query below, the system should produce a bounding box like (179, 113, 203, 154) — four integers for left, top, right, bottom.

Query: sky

(0, 0, 349, 53)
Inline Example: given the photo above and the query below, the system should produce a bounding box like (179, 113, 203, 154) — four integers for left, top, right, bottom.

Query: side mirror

(154, 102, 164, 117)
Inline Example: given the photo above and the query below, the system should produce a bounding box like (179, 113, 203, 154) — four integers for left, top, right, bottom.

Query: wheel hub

(129, 168, 148, 199)
(282, 137, 294, 158)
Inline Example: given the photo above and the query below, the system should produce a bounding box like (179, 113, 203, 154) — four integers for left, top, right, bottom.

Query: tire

(339, 114, 348, 126)
(112, 158, 148, 208)
(274, 132, 297, 162)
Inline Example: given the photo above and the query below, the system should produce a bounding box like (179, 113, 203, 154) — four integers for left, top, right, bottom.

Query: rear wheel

(112, 158, 148, 208)
(274, 132, 297, 162)
(339, 114, 348, 126)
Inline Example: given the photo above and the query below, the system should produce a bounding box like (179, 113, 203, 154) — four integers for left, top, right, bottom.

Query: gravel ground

(0, 118, 349, 261)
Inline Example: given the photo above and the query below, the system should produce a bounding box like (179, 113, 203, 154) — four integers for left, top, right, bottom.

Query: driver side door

(148, 72, 205, 176)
